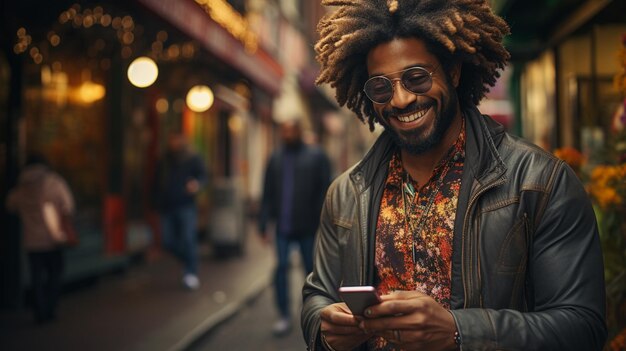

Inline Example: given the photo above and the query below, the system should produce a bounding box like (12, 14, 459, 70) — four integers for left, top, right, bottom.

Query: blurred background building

(490, 0, 626, 156)
(1, 0, 625, 329)
(0, 0, 378, 310)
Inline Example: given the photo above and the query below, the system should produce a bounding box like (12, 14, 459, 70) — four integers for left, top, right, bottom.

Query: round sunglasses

(363, 65, 439, 104)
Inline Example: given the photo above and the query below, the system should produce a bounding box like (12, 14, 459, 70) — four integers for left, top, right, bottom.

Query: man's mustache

(382, 99, 435, 120)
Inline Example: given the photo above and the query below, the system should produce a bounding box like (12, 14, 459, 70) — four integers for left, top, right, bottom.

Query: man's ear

(449, 62, 462, 88)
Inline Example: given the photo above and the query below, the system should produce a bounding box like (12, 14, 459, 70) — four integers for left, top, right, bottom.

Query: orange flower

(609, 326, 626, 351)
(553, 147, 584, 169)
(587, 163, 626, 210)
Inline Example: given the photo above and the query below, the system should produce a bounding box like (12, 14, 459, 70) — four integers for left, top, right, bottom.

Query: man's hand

(358, 291, 457, 351)
(320, 303, 371, 351)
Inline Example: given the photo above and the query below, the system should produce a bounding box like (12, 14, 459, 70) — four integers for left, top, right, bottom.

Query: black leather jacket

(302, 107, 607, 350)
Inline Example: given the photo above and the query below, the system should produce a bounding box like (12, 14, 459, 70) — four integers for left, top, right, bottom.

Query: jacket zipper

(354, 172, 367, 285)
(462, 176, 506, 308)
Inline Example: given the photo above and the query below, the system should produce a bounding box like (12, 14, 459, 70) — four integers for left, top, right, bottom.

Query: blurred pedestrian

(5, 153, 75, 324)
(154, 133, 207, 290)
(258, 119, 332, 336)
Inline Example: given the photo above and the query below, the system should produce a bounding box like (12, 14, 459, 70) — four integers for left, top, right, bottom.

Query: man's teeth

(397, 107, 429, 123)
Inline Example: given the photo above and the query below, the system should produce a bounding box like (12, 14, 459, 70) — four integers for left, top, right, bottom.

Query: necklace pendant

(403, 182, 415, 198)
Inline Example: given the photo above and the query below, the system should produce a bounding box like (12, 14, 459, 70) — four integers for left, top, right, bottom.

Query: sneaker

(272, 317, 292, 337)
(182, 274, 200, 290)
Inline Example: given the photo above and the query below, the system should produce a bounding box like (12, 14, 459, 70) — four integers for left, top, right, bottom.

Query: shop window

(22, 61, 107, 225)
(570, 76, 623, 161)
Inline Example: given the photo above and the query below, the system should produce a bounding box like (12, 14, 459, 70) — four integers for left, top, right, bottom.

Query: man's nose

(389, 79, 416, 109)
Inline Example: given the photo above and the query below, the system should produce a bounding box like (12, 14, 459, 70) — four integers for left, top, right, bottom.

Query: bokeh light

(186, 85, 214, 112)
(127, 56, 158, 88)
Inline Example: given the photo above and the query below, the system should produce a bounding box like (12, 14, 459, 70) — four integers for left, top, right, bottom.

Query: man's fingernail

(365, 309, 372, 316)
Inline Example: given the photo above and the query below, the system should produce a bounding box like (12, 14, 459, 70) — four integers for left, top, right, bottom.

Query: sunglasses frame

(363, 65, 439, 105)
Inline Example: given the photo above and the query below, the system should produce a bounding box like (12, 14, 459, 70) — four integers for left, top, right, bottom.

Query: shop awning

(137, 0, 283, 95)
(493, 0, 621, 60)
(298, 65, 339, 112)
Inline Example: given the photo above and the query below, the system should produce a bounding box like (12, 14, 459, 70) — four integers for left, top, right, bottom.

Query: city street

(2, 0, 625, 349)
(188, 250, 309, 351)
(0, 222, 303, 351)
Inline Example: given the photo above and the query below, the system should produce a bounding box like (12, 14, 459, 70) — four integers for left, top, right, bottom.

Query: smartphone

(338, 286, 381, 316)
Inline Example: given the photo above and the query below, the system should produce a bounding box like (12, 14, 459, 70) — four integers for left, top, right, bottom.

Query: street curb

(168, 273, 271, 351)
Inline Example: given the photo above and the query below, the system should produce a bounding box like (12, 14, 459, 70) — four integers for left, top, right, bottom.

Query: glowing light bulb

(186, 85, 214, 112)
(127, 56, 158, 88)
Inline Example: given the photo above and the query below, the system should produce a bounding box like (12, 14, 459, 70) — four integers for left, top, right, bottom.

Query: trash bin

(209, 177, 246, 257)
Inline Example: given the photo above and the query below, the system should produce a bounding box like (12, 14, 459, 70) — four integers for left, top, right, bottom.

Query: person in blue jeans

(258, 120, 332, 336)
(154, 133, 207, 290)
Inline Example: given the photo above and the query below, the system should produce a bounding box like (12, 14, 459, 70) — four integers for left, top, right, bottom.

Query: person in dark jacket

(259, 119, 332, 336)
(302, 1, 607, 351)
(154, 133, 207, 290)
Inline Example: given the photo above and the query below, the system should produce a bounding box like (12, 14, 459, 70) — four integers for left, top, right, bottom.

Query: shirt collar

(386, 117, 466, 189)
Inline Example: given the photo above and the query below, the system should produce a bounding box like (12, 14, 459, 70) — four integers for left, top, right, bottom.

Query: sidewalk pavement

(0, 224, 276, 351)
(188, 254, 308, 351)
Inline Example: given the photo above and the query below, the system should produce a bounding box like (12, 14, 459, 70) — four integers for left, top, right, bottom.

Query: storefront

(495, 0, 626, 153)
(0, 35, 21, 309)
(1, 0, 284, 307)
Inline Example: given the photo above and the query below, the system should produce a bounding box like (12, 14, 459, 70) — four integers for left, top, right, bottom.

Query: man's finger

(379, 290, 429, 301)
(358, 314, 416, 333)
(322, 324, 364, 335)
(320, 304, 361, 326)
(364, 299, 417, 318)
(322, 313, 360, 326)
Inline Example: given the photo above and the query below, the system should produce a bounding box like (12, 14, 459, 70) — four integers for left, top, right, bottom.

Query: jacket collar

(463, 105, 507, 185)
(349, 130, 397, 192)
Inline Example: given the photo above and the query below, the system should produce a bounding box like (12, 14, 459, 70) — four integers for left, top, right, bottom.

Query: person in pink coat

(6, 154, 74, 324)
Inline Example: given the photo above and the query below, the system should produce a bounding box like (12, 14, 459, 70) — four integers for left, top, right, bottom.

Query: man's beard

(382, 86, 458, 155)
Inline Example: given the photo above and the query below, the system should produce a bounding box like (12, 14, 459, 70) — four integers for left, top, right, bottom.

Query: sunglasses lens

(363, 67, 434, 104)
(364, 77, 393, 104)
(402, 68, 432, 94)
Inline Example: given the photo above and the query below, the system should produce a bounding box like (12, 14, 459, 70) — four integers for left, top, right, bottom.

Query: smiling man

(301, 1, 607, 351)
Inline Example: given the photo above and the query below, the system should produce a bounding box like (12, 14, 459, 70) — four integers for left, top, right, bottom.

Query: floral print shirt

(368, 122, 466, 351)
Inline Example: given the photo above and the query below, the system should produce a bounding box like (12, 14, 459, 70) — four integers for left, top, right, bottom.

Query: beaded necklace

(401, 153, 454, 265)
